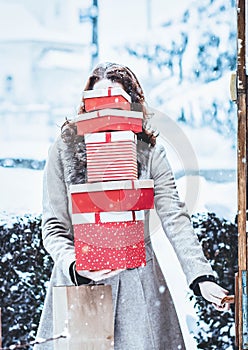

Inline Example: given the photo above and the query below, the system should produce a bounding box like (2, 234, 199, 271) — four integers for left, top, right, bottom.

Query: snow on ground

(0, 141, 51, 160)
(177, 175, 237, 221)
(0, 167, 43, 216)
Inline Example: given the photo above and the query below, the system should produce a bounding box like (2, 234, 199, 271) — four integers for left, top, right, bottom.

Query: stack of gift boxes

(70, 87, 154, 270)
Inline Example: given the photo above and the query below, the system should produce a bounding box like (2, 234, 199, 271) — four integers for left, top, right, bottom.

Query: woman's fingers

(212, 302, 230, 311)
(199, 281, 230, 307)
(219, 286, 229, 295)
(221, 295, 235, 305)
(104, 269, 125, 279)
(77, 268, 125, 281)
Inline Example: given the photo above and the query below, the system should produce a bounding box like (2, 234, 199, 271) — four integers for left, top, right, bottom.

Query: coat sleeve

(150, 144, 215, 286)
(42, 138, 75, 282)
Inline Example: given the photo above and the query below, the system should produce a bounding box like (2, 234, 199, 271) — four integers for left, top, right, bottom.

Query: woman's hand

(76, 268, 125, 282)
(199, 281, 230, 311)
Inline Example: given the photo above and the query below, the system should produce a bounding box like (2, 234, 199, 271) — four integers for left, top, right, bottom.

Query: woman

(36, 62, 228, 349)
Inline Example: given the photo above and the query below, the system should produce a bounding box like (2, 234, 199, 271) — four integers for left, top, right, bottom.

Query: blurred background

(0, 0, 237, 218)
(0, 1, 237, 348)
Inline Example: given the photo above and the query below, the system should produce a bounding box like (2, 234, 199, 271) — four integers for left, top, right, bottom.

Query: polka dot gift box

(72, 211, 146, 270)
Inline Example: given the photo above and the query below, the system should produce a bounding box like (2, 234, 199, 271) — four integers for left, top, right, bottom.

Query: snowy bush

(0, 215, 53, 348)
(191, 212, 238, 350)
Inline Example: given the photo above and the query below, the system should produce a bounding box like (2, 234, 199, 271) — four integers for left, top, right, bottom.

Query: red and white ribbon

(70, 179, 154, 194)
(72, 210, 144, 225)
(85, 130, 137, 144)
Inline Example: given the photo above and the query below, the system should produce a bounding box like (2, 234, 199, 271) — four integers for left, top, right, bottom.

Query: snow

(98, 0, 195, 53)
(0, 167, 43, 216)
(149, 73, 234, 130)
(0, 3, 87, 45)
(97, 0, 198, 83)
(0, 132, 236, 350)
(0, 111, 236, 350)
(0, 0, 237, 348)
(178, 175, 237, 221)
(0, 126, 237, 220)
(0, 141, 50, 160)
(0, 3, 45, 41)
(38, 51, 90, 70)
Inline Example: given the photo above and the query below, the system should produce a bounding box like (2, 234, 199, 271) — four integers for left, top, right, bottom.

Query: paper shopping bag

(53, 284, 114, 350)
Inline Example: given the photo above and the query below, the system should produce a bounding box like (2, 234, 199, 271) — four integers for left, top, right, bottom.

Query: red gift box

(83, 87, 131, 112)
(73, 210, 146, 270)
(70, 179, 154, 213)
(74, 108, 143, 134)
(85, 131, 138, 182)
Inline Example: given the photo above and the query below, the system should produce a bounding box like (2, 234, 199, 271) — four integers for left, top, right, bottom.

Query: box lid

(72, 210, 144, 224)
(83, 87, 131, 102)
(73, 109, 143, 122)
(70, 179, 154, 194)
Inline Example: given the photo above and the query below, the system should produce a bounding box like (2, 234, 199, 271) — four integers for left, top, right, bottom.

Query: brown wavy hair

(61, 62, 158, 146)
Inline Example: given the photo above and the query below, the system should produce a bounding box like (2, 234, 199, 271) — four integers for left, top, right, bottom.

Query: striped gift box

(85, 131, 138, 182)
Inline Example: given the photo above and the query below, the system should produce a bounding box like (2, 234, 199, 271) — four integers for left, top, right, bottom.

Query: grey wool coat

(35, 135, 214, 350)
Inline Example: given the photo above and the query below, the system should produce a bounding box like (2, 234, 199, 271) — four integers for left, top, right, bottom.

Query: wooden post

(236, 0, 248, 348)
(0, 308, 2, 348)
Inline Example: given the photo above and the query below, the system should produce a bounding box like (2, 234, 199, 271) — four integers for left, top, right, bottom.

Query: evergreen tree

(0, 215, 53, 348)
